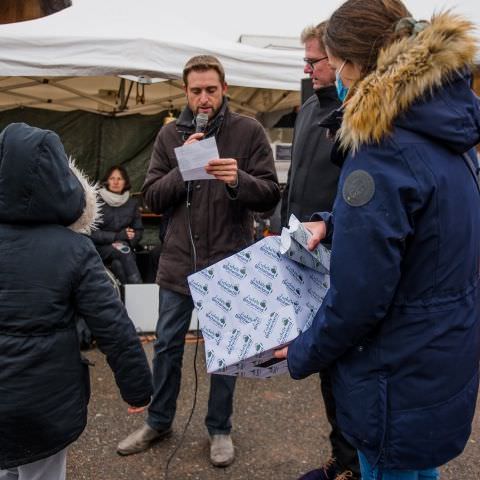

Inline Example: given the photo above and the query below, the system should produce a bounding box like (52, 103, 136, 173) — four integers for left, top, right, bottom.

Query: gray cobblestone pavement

(68, 341, 480, 480)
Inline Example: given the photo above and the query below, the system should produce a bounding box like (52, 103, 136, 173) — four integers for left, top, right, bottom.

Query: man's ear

(222, 82, 228, 95)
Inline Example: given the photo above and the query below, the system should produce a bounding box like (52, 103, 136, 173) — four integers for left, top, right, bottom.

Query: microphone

(195, 113, 209, 134)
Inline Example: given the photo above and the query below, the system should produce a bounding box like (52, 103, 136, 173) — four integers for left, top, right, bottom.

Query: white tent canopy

(0, 0, 304, 116)
(2, 0, 477, 117)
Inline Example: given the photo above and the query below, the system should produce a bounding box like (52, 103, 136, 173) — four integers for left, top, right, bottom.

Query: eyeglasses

(303, 56, 329, 69)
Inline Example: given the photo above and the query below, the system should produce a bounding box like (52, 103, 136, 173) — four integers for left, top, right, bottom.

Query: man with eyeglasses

(281, 21, 341, 228)
(281, 22, 360, 480)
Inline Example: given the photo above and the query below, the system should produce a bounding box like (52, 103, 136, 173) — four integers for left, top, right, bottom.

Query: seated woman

(91, 165, 144, 284)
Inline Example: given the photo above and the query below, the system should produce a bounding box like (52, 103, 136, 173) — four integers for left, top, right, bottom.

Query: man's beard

(196, 105, 219, 120)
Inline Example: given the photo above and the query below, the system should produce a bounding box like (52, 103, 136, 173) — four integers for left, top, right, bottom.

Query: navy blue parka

(0, 123, 153, 469)
(287, 14, 480, 470)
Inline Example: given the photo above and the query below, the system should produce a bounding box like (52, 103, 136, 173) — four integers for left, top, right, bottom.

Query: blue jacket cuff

(310, 211, 334, 244)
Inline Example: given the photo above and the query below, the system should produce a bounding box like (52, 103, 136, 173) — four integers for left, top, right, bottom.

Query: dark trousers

(147, 288, 236, 435)
(96, 245, 142, 284)
(320, 369, 360, 476)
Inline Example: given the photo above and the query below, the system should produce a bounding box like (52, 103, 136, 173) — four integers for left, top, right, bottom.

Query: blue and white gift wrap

(188, 234, 330, 378)
(280, 214, 331, 274)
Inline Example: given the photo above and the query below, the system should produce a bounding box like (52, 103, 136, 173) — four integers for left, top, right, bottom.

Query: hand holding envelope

(205, 158, 238, 186)
(174, 136, 238, 185)
(174, 137, 218, 181)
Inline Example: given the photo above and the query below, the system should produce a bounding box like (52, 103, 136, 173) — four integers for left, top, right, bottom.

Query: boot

(298, 457, 337, 480)
(209, 434, 235, 467)
(117, 424, 171, 456)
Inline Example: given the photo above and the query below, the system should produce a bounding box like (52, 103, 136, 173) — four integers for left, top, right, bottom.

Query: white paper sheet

(174, 136, 218, 181)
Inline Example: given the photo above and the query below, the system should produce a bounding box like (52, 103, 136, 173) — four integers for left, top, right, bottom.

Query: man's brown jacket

(142, 104, 280, 295)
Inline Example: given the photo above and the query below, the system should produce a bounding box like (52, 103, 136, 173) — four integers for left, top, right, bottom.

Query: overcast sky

(176, 0, 480, 42)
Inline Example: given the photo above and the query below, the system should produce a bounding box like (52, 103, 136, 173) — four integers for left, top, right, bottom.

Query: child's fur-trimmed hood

(339, 12, 479, 152)
(67, 158, 101, 235)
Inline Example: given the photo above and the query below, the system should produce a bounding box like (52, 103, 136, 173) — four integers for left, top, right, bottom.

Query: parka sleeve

(90, 228, 116, 245)
(226, 122, 280, 212)
(89, 206, 116, 245)
(287, 146, 423, 379)
(142, 128, 187, 214)
(73, 239, 153, 406)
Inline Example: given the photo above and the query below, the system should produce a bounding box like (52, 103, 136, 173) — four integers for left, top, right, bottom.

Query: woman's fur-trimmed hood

(340, 12, 479, 152)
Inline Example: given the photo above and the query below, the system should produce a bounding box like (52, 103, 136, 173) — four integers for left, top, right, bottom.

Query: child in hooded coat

(0, 123, 153, 480)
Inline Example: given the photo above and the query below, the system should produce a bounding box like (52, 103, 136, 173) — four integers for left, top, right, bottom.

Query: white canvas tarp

(0, 0, 304, 116)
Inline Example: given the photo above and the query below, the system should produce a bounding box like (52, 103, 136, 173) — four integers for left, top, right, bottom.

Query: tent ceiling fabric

(0, 0, 304, 117)
(0, 76, 300, 117)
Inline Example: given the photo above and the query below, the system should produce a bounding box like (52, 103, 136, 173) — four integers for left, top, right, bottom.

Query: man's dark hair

(183, 55, 226, 86)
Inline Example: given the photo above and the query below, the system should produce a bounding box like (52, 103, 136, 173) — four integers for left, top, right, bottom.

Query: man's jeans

(147, 288, 236, 435)
(358, 451, 439, 480)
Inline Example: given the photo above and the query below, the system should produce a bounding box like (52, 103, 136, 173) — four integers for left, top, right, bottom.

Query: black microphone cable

(164, 180, 201, 480)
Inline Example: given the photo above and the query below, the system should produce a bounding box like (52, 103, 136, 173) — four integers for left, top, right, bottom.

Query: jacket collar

(339, 12, 478, 152)
(315, 85, 338, 104)
(176, 97, 229, 139)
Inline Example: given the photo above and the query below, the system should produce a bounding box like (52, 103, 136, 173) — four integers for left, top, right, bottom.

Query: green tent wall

(0, 108, 173, 191)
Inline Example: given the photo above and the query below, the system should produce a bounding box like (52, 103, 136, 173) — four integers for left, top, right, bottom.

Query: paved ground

(67, 340, 480, 480)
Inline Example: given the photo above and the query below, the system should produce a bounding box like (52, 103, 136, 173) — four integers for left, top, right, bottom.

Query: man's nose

(199, 91, 209, 103)
(304, 64, 312, 75)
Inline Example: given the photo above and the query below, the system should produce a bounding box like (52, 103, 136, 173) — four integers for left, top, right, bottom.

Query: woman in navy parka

(0, 123, 153, 479)
(280, 1, 480, 478)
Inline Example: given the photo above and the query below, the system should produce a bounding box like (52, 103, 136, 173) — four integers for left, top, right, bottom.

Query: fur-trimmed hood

(0, 123, 100, 234)
(67, 159, 100, 234)
(340, 12, 480, 153)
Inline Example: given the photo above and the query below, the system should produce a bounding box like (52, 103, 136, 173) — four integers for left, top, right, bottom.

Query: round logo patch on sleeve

(342, 170, 375, 207)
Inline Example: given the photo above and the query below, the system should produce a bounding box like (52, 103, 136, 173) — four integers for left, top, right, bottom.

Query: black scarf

(319, 106, 349, 168)
(176, 97, 229, 141)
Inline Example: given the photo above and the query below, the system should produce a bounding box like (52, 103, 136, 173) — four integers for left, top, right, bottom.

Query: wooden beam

(227, 98, 257, 116)
(0, 80, 41, 93)
(265, 91, 292, 112)
(24, 77, 118, 110)
(115, 92, 185, 115)
(1, 89, 113, 116)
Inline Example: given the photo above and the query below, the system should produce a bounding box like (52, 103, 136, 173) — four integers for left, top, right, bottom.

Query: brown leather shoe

(298, 457, 337, 480)
(117, 424, 172, 456)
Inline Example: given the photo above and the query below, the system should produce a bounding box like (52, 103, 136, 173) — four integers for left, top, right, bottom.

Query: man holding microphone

(118, 55, 280, 467)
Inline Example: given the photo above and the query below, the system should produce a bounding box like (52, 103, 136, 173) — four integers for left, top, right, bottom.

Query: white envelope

(174, 136, 218, 181)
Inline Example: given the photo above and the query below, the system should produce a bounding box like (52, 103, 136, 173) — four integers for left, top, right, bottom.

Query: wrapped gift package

(188, 218, 330, 378)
